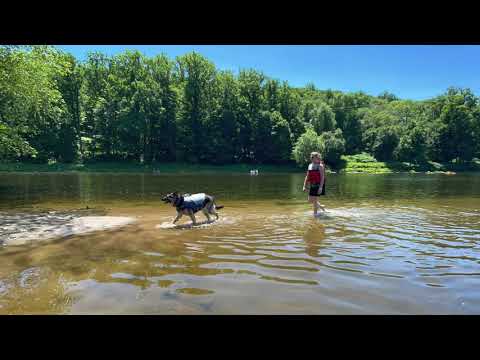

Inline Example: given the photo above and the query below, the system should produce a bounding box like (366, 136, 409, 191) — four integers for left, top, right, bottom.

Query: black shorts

(309, 183, 325, 196)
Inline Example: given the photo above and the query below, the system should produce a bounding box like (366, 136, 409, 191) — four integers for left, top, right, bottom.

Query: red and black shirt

(307, 163, 323, 184)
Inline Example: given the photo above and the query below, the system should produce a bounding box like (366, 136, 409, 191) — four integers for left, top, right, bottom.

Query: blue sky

(56, 45, 480, 100)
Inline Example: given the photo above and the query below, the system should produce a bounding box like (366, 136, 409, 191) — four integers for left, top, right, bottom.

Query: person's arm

(303, 173, 309, 191)
(319, 164, 325, 189)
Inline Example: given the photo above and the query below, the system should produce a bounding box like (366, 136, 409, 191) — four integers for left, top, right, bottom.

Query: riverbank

(1, 156, 479, 174)
(339, 153, 480, 174)
(0, 162, 302, 174)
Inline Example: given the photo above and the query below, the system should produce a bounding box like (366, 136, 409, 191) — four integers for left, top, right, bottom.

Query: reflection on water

(0, 173, 479, 314)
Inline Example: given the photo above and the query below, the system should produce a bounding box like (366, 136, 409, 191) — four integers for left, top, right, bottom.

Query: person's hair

(310, 152, 322, 160)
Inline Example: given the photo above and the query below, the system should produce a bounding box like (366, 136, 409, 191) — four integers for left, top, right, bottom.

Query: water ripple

(1, 202, 480, 314)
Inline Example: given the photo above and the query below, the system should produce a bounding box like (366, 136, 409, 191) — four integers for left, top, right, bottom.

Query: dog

(161, 192, 224, 226)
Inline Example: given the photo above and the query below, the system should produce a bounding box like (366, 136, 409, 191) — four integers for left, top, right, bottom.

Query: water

(0, 172, 479, 314)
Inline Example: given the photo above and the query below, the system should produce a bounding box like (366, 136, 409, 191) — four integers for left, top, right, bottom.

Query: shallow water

(0, 172, 479, 314)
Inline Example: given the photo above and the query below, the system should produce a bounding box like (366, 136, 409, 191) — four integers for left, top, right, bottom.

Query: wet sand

(1, 213, 136, 246)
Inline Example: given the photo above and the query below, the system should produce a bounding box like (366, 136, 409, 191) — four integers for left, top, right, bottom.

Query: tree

(204, 70, 240, 164)
(292, 127, 322, 167)
(378, 91, 399, 102)
(175, 52, 217, 162)
(264, 79, 280, 112)
(255, 110, 292, 164)
(0, 45, 72, 162)
(55, 53, 82, 162)
(288, 115, 306, 144)
(318, 128, 346, 167)
(252, 110, 273, 163)
(1, 46, 479, 168)
(437, 103, 475, 162)
(110, 51, 149, 161)
(310, 102, 336, 134)
(147, 54, 178, 162)
(237, 69, 265, 162)
(330, 92, 370, 154)
(270, 112, 292, 163)
(81, 51, 111, 160)
(473, 106, 480, 159)
(433, 89, 478, 163)
(278, 82, 303, 141)
(395, 126, 427, 163)
(0, 123, 37, 160)
(372, 126, 399, 161)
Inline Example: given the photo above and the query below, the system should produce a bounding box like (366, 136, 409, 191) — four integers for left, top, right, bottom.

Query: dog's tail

(216, 205, 224, 210)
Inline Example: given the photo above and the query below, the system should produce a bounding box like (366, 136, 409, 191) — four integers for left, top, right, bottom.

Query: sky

(56, 45, 480, 100)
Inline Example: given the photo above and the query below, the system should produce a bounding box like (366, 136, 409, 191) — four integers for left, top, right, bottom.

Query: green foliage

(268, 111, 292, 163)
(237, 69, 266, 162)
(394, 126, 427, 163)
(1, 46, 479, 169)
(251, 110, 292, 164)
(205, 70, 240, 164)
(0, 123, 37, 160)
(0, 45, 74, 161)
(292, 128, 322, 167)
(372, 126, 400, 162)
(437, 101, 476, 162)
(176, 52, 217, 163)
(318, 128, 346, 167)
(378, 91, 398, 102)
(310, 102, 336, 134)
(341, 153, 392, 174)
(328, 92, 370, 154)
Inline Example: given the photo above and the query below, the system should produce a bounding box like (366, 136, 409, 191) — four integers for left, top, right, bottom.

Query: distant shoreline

(1, 159, 479, 175)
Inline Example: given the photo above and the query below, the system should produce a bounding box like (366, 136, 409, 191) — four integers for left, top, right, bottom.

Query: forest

(1, 45, 479, 169)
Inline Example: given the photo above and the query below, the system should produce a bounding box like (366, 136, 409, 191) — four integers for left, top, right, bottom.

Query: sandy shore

(1, 215, 137, 246)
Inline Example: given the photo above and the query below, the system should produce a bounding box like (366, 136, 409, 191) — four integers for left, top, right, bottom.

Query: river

(0, 172, 479, 314)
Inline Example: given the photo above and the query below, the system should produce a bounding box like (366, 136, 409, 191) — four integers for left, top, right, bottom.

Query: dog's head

(161, 191, 181, 206)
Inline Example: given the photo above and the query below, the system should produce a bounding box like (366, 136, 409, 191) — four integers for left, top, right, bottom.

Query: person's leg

(308, 184, 320, 216)
(317, 183, 326, 211)
(309, 195, 318, 216)
(313, 198, 319, 215)
(317, 201, 325, 212)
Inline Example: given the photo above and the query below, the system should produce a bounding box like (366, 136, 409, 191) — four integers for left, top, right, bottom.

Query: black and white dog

(161, 192, 224, 225)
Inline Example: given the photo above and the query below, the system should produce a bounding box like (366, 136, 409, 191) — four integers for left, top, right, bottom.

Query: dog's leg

(205, 201, 217, 221)
(202, 208, 212, 222)
(188, 210, 197, 225)
(210, 204, 219, 220)
(173, 212, 183, 224)
(212, 208, 219, 220)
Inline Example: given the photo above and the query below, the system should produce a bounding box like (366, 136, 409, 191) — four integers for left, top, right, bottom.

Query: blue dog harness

(179, 193, 207, 213)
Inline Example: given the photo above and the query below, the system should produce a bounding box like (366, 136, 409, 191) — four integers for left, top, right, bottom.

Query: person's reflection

(303, 220, 326, 258)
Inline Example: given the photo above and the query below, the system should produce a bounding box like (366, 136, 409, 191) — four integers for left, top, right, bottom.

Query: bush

(394, 127, 427, 163)
(292, 128, 322, 167)
(343, 152, 377, 163)
(372, 126, 399, 161)
(0, 123, 37, 160)
(311, 102, 336, 134)
(318, 129, 346, 167)
(270, 111, 292, 163)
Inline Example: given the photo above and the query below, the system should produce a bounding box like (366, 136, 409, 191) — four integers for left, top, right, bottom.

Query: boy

(303, 152, 326, 216)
